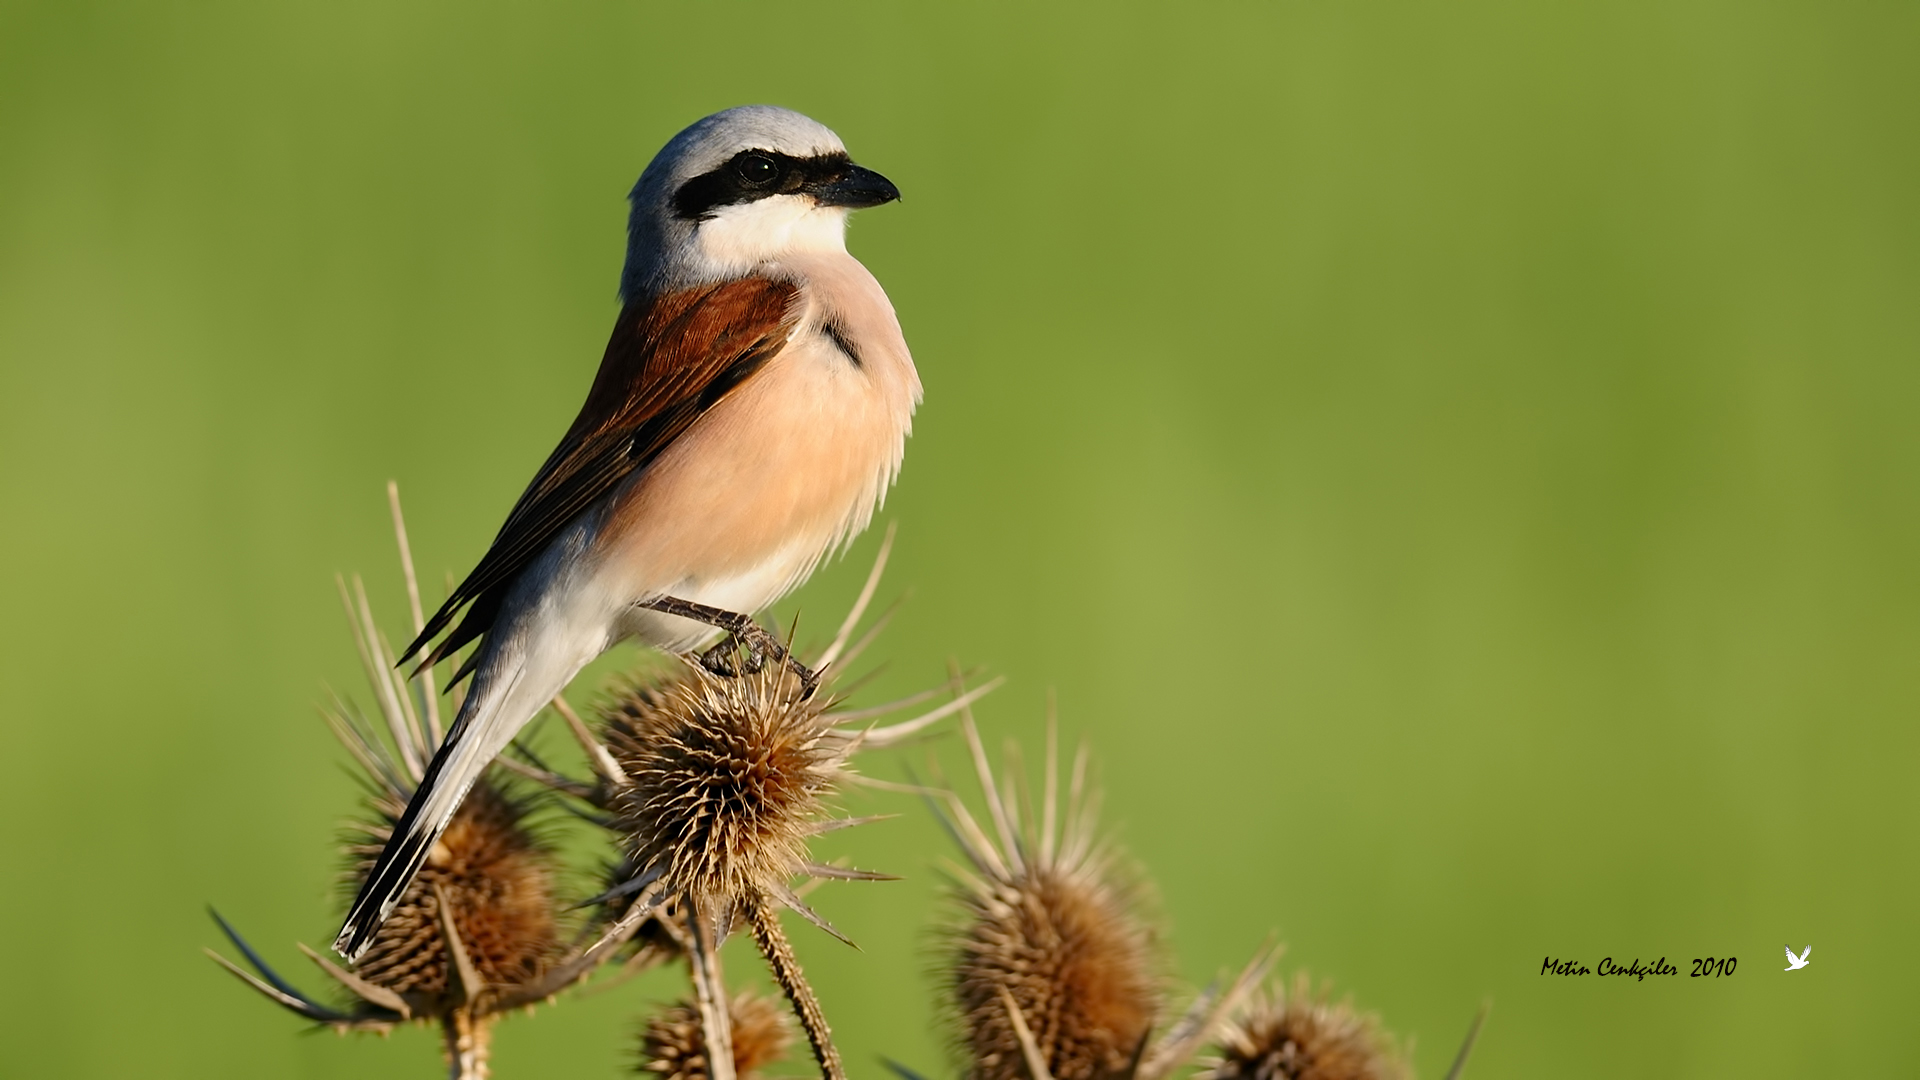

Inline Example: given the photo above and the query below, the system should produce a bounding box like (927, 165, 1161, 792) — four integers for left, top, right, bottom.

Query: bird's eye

(735, 155, 779, 186)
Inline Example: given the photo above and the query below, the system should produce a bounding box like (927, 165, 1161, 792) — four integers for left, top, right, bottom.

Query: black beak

(809, 163, 900, 209)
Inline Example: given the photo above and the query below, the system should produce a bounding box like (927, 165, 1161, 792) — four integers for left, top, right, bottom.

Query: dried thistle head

(346, 775, 560, 1013)
(577, 527, 995, 1080)
(605, 660, 849, 929)
(597, 654, 945, 1080)
(937, 717, 1158, 1080)
(639, 992, 794, 1080)
(589, 524, 978, 939)
(1201, 974, 1409, 1080)
(933, 713, 1280, 1080)
(208, 485, 647, 1079)
(954, 865, 1156, 1080)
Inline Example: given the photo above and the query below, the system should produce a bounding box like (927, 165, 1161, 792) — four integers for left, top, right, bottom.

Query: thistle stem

(747, 896, 844, 1080)
(442, 1010, 492, 1080)
(687, 902, 737, 1080)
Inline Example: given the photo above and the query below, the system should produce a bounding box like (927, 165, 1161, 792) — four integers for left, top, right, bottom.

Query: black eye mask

(673, 150, 896, 220)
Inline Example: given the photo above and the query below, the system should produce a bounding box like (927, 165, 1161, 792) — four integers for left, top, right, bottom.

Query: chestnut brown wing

(403, 277, 803, 670)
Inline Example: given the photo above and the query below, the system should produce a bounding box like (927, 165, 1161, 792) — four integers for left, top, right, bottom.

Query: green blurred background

(2, 0, 1915, 1076)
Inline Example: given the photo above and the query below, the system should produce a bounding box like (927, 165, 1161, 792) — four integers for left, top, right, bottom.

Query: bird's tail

(332, 627, 591, 961)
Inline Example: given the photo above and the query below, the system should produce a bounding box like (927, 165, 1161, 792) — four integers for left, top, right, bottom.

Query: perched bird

(1784, 945, 1811, 971)
(335, 106, 920, 960)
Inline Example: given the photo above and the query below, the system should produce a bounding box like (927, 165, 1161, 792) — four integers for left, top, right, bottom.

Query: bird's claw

(698, 628, 775, 677)
(698, 627, 819, 696)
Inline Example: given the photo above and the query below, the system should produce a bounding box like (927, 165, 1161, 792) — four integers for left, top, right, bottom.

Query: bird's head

(622, 105, 900, 298)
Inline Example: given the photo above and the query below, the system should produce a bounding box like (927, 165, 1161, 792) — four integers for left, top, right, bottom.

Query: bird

(333, 106, 921, 960)
(1784, 944, 1811, 971)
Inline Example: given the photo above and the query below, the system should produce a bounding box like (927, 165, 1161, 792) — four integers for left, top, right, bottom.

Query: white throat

(692, 196, 850, 276)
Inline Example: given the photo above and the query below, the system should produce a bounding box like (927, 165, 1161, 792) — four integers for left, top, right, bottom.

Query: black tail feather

(332, 722, 469, 960)
(400, 585, 503, 671)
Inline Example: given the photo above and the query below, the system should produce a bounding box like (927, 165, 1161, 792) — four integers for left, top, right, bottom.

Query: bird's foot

(700, 624, 821, 698)
(697, 625, 781, 677)
(638, 595, 820, 697)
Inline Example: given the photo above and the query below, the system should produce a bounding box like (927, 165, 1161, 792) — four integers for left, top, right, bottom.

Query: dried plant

(1199, 975, 1409, 1080)
(519, 525, 997, 1080)
(640, 991, 794, 1080)
(342, 777, 559, 1005)
(206, 486, 1487, 1080)
(604, 661, 852, 938)
(207, 484, 650, 1078)
(927, 707, 1276, 1080)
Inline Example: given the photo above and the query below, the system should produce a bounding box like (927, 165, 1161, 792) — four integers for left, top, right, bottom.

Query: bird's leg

(638, 596, 774, 670)
(636, 596, 819, 695)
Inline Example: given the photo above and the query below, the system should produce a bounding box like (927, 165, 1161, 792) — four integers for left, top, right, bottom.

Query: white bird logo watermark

(1784, 945, 1811, 971)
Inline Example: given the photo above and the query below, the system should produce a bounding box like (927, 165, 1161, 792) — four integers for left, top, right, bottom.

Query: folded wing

(401, 278, 803, 672)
